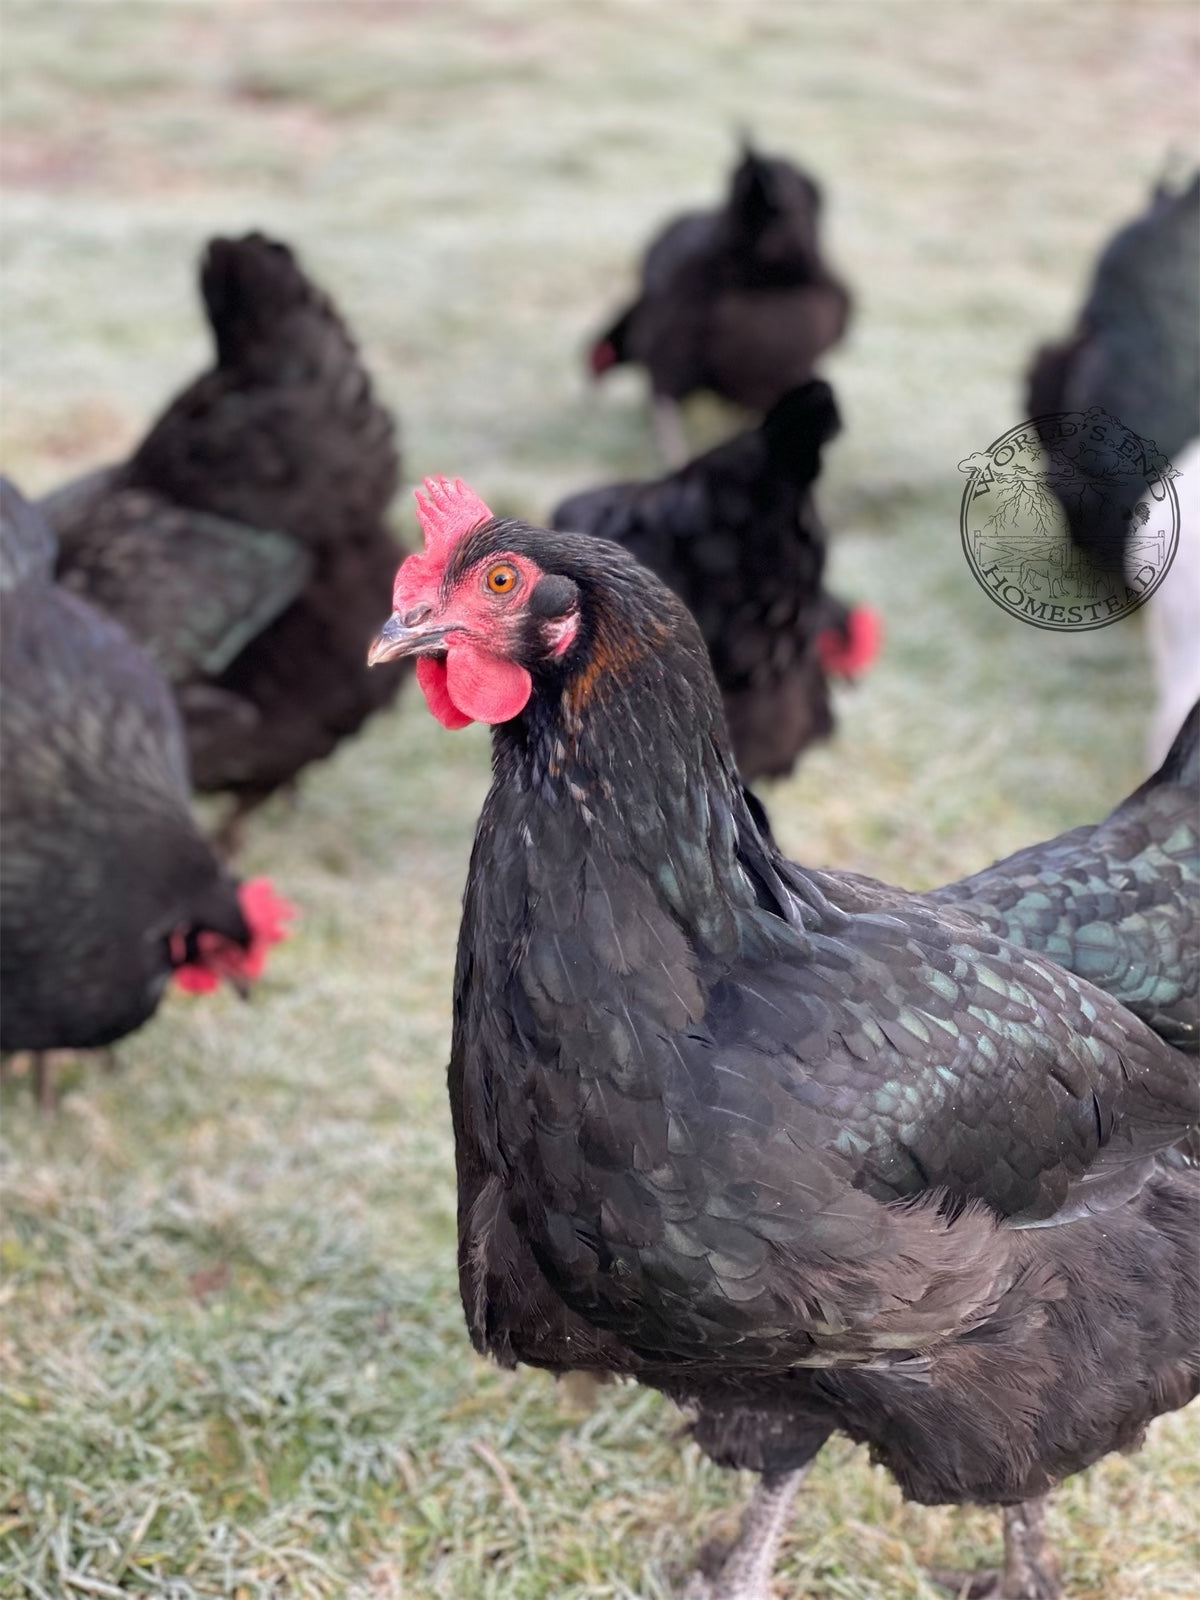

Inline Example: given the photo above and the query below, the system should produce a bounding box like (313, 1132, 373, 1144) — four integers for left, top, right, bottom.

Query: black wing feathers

(53, 488, 310, 683)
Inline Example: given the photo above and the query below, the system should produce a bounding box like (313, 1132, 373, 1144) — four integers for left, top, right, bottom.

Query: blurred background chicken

(40, 232, 408, 852)
(553, 379, 878, 781)
(1026, 172, 1200, 766)
(589, 144, 851, 461)
(0, 480, 292, 1108)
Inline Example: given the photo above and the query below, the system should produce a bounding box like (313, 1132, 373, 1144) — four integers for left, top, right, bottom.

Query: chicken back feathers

(799, 704, 1199, 1055)
(930, 704, 1198, 1052)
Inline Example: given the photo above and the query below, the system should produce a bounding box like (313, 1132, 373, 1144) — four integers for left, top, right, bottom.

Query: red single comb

(414, 476, 494, 552)
(235, 877, 296, 978)
(393, 477, 494, 610)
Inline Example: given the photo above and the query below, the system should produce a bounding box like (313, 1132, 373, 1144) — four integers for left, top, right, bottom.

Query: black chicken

(1027, 173, 1200, 768)
(0, 481, 291, 1108)
(1026, 172, 1199, 572)
(369, 479, 1197, 1600)
(40, 231, 407, 851)
(590, 145, 851, 462)
(553, 380, 879, 782)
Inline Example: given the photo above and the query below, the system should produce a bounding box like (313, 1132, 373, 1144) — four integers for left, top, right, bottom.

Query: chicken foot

(930, 1498, 1061, 1600)
(682, 1466, 809, 1600)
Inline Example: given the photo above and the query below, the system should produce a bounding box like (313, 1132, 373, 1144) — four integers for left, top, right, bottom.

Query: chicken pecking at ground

(589, 145, 851, 463)
(553, 380, 879, 782)
(0, 480, 292, 1109)
(40, 231, 408, 852)
(368, 478, 1197, 1600)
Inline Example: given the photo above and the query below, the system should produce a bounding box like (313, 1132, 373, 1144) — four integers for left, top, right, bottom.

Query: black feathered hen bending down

(0, 482, 291, 1107)
(590, 146, 851, 462)
(40, 232, 407, 851)
(553, 380, 879, 782)
(369, 479, 1197, 1600)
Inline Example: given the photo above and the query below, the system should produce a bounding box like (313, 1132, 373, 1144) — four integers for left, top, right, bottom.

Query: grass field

(2, 3, 1198, 1597)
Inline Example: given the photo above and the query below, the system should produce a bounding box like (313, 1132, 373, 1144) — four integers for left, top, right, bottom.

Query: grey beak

(367, 613, 450, 666)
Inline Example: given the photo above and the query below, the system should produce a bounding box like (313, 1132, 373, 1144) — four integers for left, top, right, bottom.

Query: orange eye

(485, 563, 519, 595)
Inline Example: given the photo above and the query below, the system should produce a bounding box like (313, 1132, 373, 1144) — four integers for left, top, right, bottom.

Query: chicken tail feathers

(199, 233, 368, 398)
(126, 231, 398, 541)
(761, 380, 841, 485)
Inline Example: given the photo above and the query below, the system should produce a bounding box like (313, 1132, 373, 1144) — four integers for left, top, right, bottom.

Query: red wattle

(417, 657, 474, 729)
(173, 963, 220, 995)
(818, 606, 883, 678)
(590, 339, 618, 376)
(417, 648, 532, 727)
(446, 642, 532, 724)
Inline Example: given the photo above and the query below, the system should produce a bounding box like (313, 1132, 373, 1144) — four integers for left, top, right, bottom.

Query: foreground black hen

(41, 231, 407, 849)
(0, 481, 290, 1106)
(553, 381, 879, 781)
(590, 146, 851, 461)
(369, 480, 1197, 1600)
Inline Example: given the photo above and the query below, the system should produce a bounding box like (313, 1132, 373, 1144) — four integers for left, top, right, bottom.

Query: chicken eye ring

(485, 563, 519, 595)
